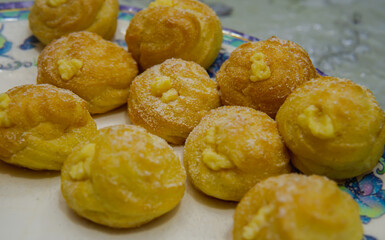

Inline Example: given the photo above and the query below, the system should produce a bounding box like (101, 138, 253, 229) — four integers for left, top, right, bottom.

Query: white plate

(0, 3, 384, 240)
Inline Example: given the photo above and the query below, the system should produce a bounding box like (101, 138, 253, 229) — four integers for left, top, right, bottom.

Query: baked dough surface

(128, 58, 221, 145)
(276, 76, 385, 179)
(125, 0, 223, 70)
(61, 125, 186, 228)
(216, 36, 317, 118)
(37, 31, 138, 114)
(28, 0, 119, 45)
(0, 84, 97, 170)
(233, 174, 363, 240)
(183, 106, 291, 201)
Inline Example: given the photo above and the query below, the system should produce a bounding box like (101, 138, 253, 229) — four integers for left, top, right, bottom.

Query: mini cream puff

(0, 84, 97, 170)
(276, 76, 385, 179)
(29, 0, 119, 45)
(216, 36, 317, 118)
(61, 125, 186, 228)
(183, 106, 291, 201)
(125, 0, 223, 70)
(37, 31, 138, 114)
(128, 58, 221, 145)
(233, 174, 363, 240)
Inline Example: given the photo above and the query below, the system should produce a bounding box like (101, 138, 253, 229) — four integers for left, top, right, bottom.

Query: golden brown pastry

(28, 0, 119, 45)
(233, 174, 363, 240)
(61, 125, 186, 228)
(37, 31, 138, 114)
(128, 58, 221, 145)
(125, 0, 223, 70)
(216, 36, 317, 118)
(276, 76, 385, 180)
(0, 84, 97, 170)
(183, 106, 291, 201)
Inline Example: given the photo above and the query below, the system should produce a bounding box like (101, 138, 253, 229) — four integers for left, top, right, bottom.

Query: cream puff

(125, 0, 223, 70)
(0, 84, 97, 170)
(28, 0, 119, 45)
(128, 58, 221, 145)
(233, 174, 363, 240)
(276, 76, 385, 179)
(37, 31, 138, 114)
(183, 106, 291, 201)
(216, 36, 317, 118)
(61, 125, 186, 228)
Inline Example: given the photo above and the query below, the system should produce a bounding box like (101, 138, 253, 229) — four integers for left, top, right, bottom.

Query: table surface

(1, 0, 383, 108)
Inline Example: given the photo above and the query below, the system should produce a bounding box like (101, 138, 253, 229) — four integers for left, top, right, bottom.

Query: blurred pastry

(37, 31, 138, 114)
(233, 174, 363, 240)
(28, 0, 119, 45)
(276, 76, 385, 179)
(216, 36, 317, 118)
(61, 125, 186, 228)
(0, 84, 97, 170)
(183, 106, 291, 201)
(125, 0, 223, 70)
(128, 58, 221, 145)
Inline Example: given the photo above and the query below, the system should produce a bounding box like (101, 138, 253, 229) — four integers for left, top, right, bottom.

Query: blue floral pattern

(363, 235, 377, 240)
(114, 39, 127, 48)
(0, 23, 12, 58)
(340, 151, 385, 226)
(341, 172, 385, 224)
(376, 156, 385, 175)
(207, 48, 230, 78)
(19, 35, 39, 50)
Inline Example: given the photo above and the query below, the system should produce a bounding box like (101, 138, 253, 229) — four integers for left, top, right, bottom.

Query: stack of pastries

(0, 0, 384, 237)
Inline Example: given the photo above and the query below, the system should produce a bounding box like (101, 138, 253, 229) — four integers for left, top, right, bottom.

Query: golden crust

(276, 76, 385, 179)
(216, 37, 317, 118)
(233, 174, 363, 240)
(128, 58, 221, 145)
(183, 106, 291, 201)
(61, 125, 186, 228)
(37, 31, 138, 114)
(28, 0, 119, 45)
(0, 84, 97, 170)
(125, 0, 223, 70)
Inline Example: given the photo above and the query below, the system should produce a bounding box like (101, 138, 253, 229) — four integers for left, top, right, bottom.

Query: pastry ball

(37, 31, 138, 114)
(276, 76, 385, 180)
(183, 106, 291, 201)
(128, 58, 221, 145)
(28, 0, 119, 45)
(233, 174, 363, 240)
(61, 125, 186, 228)
(0, 84, 97, 170)
(216, 36, 317, 118)
(125, 0, 223, 70)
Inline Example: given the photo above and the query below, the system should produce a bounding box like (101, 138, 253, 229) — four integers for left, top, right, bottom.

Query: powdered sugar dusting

(183, 105, 290, 201)
(128, 58, 220, 144)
